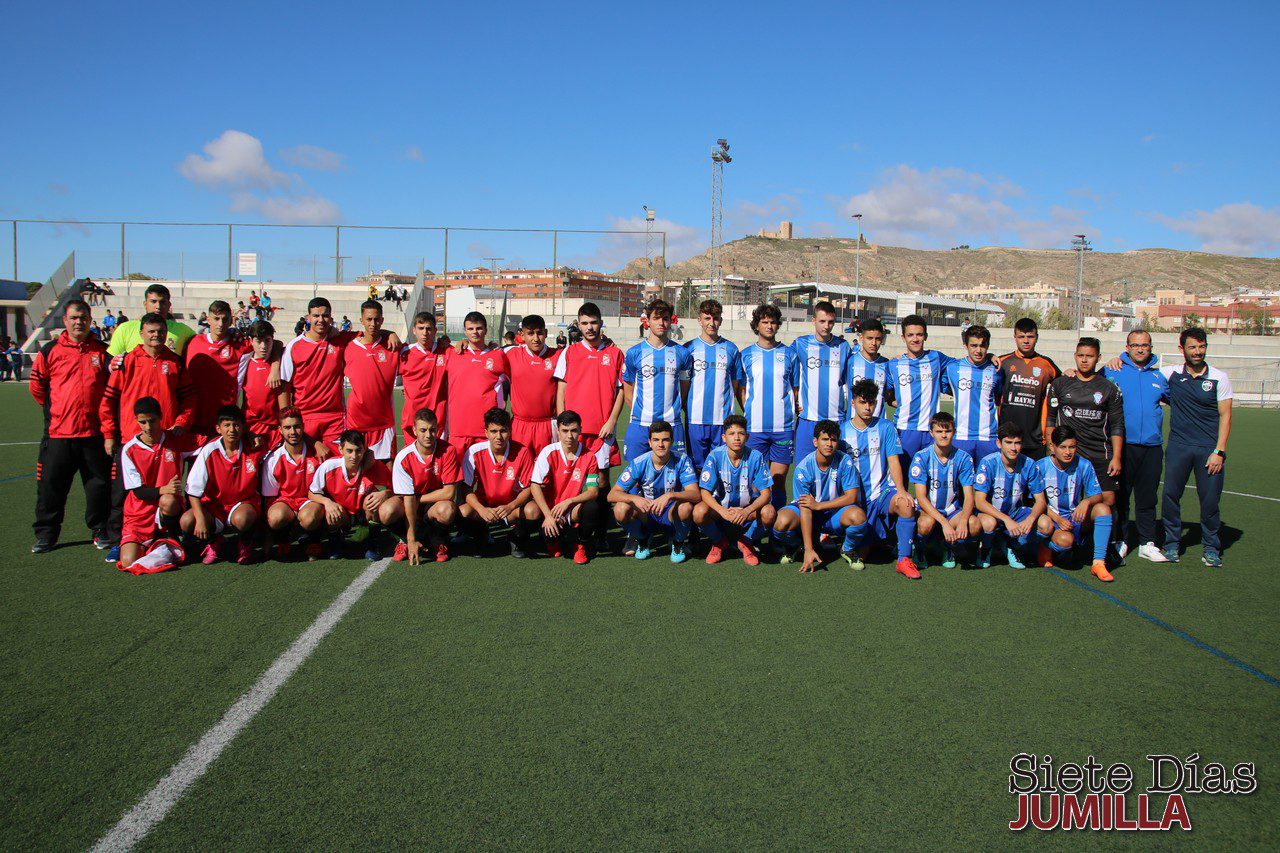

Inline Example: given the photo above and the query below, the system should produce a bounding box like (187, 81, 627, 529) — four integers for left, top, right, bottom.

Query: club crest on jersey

(601, 354, 611, 365)
(435, 356, 444, 366)
(164, 450, 175, 463)
(245, 460, 256, 474)
(1202, 380, 1213, 392)
(571, 469, 583, 482)
(1092, 391, 1103, 405)
(485, 358, 494, 370)
(90, 354, 101, 366)
(221, 347, 230, 358)
(1062, 406, 1073, 418)
(1032, 366, 1042, 377)
(161, 362, 171, 374)
(543, 359, 552, 369)
(327, 345, 336, 355)
(378, 351, 387, 362)
(505, 467, 516, 480)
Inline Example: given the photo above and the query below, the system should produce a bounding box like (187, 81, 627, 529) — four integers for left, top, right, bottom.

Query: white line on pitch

(90, 557, 392, 852)
(1188, 483, 1280, 503)
(0, 441, 39, 446)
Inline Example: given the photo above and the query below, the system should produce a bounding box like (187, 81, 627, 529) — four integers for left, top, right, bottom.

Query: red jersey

(343, 336, 399, 431)
(553, 340, 623, 434)
(238, 354, 281, 437)
(463, 441, 533, 507)
(399, 340, 450, 434)
(186, 439, 262, 508)
(446, 345, 509, 438)
(101, 345, 196, 441)
(260, 443, 320, 505)
(120, 431, 184, 525)
(504, 344, 559, 421)
(281, 331, 355, 418)
(391, 442, 462, 495)
(309, 457, 392, 514)
(531, 441, 599, 504)
(30, 333, 109, 438)
(185, 333, 251, 435)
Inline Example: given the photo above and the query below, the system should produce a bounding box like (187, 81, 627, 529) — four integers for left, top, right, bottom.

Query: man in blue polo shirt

(1104, 330, 1168, 563)
(1159, 327, 1232, 567)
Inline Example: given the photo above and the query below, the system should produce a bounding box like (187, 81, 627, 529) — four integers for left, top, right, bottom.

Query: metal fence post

(120, 223, 126, 281)
(334, 226, 341, 284)
(227, 224, 233, 281)
(551, 230, 558, 320)
(11, 220, 17, 280)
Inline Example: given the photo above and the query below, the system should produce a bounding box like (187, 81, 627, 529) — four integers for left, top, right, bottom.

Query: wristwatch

(1213, 450, 1226, 459)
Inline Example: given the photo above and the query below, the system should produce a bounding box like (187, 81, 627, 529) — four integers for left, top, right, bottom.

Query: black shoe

(510, 538, 527, 559)
(31, 539, 54, 554)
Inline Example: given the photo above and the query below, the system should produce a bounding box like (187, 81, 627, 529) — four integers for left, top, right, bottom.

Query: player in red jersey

(392, 408, 462, 564)
(529, 410, 601, 565)
(181, 405, 263, 565)
(503, 314, 559, 453)
(260, 408, 323, 561)
(445, 311, 509, 457)
(459, 408, 536, 558)
(239, 320, 293, 451)
(185, 300, 252, 442)
(398, 311, 450, 447)
(343, 300, 400, 460)
(305, 429, 402, 561)
(118, 396, 186, 569)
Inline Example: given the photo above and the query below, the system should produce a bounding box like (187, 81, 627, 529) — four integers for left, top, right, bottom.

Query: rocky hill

(616, 237, 1280, 298)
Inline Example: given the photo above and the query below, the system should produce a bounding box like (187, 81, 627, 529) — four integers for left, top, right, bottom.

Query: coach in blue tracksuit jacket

(1104, 331, 1168, 558)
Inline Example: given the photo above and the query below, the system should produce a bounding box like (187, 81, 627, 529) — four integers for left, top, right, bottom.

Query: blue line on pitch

(1043, 567, 1280, 690)
(0, 473, 34, 484)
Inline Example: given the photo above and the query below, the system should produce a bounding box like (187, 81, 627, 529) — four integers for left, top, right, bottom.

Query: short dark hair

(859, 319, 885, 336)
(1013, 317, 1039, 335)
(901, 314, 928, 334)
(577, 302, 602, 322)
(208, 300, 232, 316)
(464, 311, 487, 327)
(750, 303, 782, 333)
(997, 421, 1024, 441)
(1180, 327, 1208, 347)
(814, 300, 837, 317)
(412, 311, 436, 327)
(1076, 336, 1101, 353)
(413, 407, 438, 427)
(722, 414, 748, 433)
(143, 284, 171, 302)
(139, 312, 166, 330)
(648, 420, 674, 438)
(963, 324, 991, 347)
(1050, 425, 1078, 446)
(250, 320, 275, 341)
(307, 297, 331, 313)
(278, 406, 303, 424)
(215, 404, 245, 425)
(133, 396, 162, 417)
(520, 314, 546, 332)
(814, 419, 840, 440)
(851, 378, 880, 404)
(360, 299, 383, 314)
(339, 429, 366, 449)
(556, 410, 582, 428)
(929, 411, 955, 430)
(63, 298, 91, 316)
(483, 407, 512, 429)
(698, 299, 723, 318)
(647, 299, 673, 320)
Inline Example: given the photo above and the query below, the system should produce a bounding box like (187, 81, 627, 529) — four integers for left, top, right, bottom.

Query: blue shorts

(794, 418, 825, 460)
(778, 502, 846, 536)
(1047, 516, 1090, 551)
(624, 420, 687, 462)
(898, 428, 932, 460)
(954, 438, 999, 463)
(864, 489, 901, 542)
(746, 429, 794, 466)
(685, 423, 724, 469)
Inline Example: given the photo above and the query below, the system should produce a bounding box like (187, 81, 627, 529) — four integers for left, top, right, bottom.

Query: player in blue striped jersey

(771, 419, 867, 573)
(840, 379, 919, 578)
(943, 324, 1003, 462)
(693, 415, 776, 566)
(790, 301, 851, 455)
(908, 411, 979, 569)
(684, 300, 741, 468)
(973, 422, 1047, 569)
(608, 420, 701, 563)
(735, 303, 800, 510)
(887, 314, 955, 461)
(843, 319, 893, 419)
(622, 299, 693, 462)
(1034, 425, 1114, 582)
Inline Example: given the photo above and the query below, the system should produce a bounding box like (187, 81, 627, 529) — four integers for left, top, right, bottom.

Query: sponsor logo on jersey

(911, 464, 922, 477)
(1062, 406, 1073, 418)
(958, 377, 974, 391)
(976, 471, 987, 485)
(701, 469, 712, 482)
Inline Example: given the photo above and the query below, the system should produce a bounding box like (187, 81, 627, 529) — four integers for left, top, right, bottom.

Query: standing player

(445, 311, 510, 457)
(943, 324, 1002, 462)
(399, 311, 451, 447)
(843, 319, 892, 418)
(692, 414, 775, 566)
(342, 300, 400, 461)
(735, 303, 800, 511)
(459, 408, 537, 558)
(282, 298, 353, 454)
(306, 430, 401, 561)
(260, 407, 322, 560)
(392, 408, 462, 564)
(608, 420, 700, 563)
(887, 314, 954, 461)
(106, 283, 195, 359)
(118, 396, 185, 569)
(840, 379, 919, 578)
(182, 405, 263, 565)
(974, 422, 1047, 569)
(997, 318, 1060, 459)
(504, 314, 560, 454)
(184, 300, 253, 442)
(238, 320, 292, 451)
(683, 299, 741, 468)
(771, 419, 866, 574)
(530, 410, 601, 565)
(790, 301, 850, 454)
(1035, 425, 1114, 582)
(622, 299, 692, 461)
(908, 411, 979, 569)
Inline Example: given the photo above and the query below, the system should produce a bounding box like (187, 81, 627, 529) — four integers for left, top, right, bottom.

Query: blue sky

(3, 0, 1278, 281)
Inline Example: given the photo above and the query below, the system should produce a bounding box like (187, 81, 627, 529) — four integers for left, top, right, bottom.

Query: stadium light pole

(851, 213, 863, 319)
(809, 244, 822, 287)
(1071, 234, 1091, 330)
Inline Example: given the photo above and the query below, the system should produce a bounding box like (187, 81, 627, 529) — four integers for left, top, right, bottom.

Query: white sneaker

(1138, 542, 1169, 563)
(1115, 541, 1130, 560)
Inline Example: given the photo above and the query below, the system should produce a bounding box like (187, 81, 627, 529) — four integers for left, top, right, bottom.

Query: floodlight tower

(710, 138, 732, 303)
(643, 205, 656, 280)
(1071, 234, 1091, 330)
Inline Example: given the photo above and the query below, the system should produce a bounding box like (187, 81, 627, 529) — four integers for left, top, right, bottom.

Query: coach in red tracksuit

(29, 298, 112, 554)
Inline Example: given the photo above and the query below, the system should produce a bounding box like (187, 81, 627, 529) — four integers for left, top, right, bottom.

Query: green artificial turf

(0, 382, 1276, 850)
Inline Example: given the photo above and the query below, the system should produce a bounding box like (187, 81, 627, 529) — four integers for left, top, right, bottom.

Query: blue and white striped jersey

(734, 343, 800, 433)
(844, 348, 892, 418)
(839, 416, 903, 503)
(791, 449, 861, 503)
(623, 341, 693, 426)
(974, 452, 1045, 517)
(698, 445, 772, 508)
(617, 450, 698, 500)
(908, 446, 975, 517)
(1036, 455, 1101, 517)
(790, 334, 851, 422)
(685, 337, 740, 426)
(943, 358, 1002, 441)
(889, 350, 953, 432)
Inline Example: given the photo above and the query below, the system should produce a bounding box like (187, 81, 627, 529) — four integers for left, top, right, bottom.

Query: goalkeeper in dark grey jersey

(1047, 337, 1125, 498)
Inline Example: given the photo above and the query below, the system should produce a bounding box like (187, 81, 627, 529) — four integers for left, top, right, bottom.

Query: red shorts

(198, 498, 253, 532)
(359, 426, 397, 460)
(121, 504, 161, 547)
(581, 432, 620, 468)
(303, 411, 345, 453)
(268, 496, 310, 513)
(511, 416, 555, 455)
(247, 422, 280, 452)
(448, 434, 484, 458)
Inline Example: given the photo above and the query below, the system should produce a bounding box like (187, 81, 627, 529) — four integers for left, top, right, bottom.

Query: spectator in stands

(102, 309, 117, 341)
(90, 320, 103, 340)
(502, 331, 517, 346)
(340, 315, 352, 332)
(107, 283, 195, 358)
(568, 321, 583, 344)
(248, 291, 261, 318)
(80, 278, 102, 306)
(294, 315, 308, 337)
(7, 339, 25, 381)
(197, 311, 210, 333)
(261, 290, 273, 318)
(369, 283, 379, 301)
(555, 329, 568, 348)
(0, 336, 11, 381)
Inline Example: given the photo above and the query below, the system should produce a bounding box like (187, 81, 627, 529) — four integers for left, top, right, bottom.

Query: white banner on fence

(237, 253, 258, 277)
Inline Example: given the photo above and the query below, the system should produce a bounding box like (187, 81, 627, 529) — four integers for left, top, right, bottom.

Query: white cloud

(1151, 202, 1280, 256)
(402, 146, 425, 162)
(230, 192, 340, 226)
(280, 143, 345, 172)
(571, 216, 705, 273)
(179, 130, 290, 189)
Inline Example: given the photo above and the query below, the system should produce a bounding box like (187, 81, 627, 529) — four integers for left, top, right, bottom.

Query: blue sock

(772, 527, 799, 550)
(895, 516, 916, 559)
(699, 519, 724, 542)
(671, 515, 688, 545)
(742, 519, 762, 543)
(1092, 515, 1112, 561)
(624, 520, 645, 541)
(980, 530, 995, 553)
(842, 521, 868, 553)
(770, 485, 787, 512)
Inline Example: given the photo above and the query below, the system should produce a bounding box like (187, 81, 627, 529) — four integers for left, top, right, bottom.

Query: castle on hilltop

(757, 220, 793, 240)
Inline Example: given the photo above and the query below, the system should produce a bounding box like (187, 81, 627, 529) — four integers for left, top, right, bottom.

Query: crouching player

(391, 408, 460, 564)
(908, 411, 979, 569)
(693, 414, 775, 566)
(1036, 424, 1115, 582)
(530, 410, 601, 565)
(973, 422, 1046, 569)
(182, 405, 262, 565)
(118, 396, 186, 571)
(772, 419, 867, 574)
(306, 429, 402, 561)
(260, 407, 322, 560)
(609, 419, 700, 563)
(460, 408, 536, 558)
